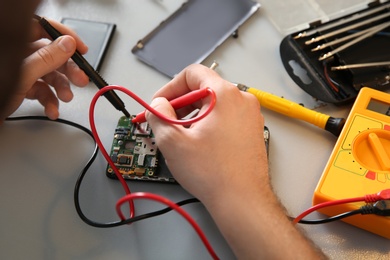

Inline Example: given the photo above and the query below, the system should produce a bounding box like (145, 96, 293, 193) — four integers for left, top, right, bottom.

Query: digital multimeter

(313, 87, 390, 239)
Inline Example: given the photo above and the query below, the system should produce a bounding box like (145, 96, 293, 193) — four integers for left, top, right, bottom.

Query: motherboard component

(106, 116, 175, 183)
(107, 116, 270, 183)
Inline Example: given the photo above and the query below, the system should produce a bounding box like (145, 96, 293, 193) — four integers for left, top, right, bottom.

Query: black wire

(5, 116, 200, 228)
(295, 209, 362, 225)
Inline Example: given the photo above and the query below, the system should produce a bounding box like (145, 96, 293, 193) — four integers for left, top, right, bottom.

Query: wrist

(200, 167, 272, 211)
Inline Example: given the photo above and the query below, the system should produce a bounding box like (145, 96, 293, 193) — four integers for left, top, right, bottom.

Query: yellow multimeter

(313, 87, 390, 239)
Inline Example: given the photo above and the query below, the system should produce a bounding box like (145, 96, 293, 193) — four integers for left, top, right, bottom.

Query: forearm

(202, 173, 326, 259)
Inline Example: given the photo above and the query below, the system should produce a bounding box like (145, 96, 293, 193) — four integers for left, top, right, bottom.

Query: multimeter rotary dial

(352, 129, 390, 173)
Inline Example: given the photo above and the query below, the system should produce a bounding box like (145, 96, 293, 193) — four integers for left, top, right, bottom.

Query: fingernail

(58, 36, 75, 53)
(46, 104, 59, 120)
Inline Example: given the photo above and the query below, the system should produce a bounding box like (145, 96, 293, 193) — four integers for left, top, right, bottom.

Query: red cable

(97, 85, 216, 126)
(89, 88, 135, 219)
(89, 85, 216, 219)
(293, 189, 390, 224)
(324, 64, 340, 93)
(89, 85, 219, 259)
(293, 197, 365, 224)
(116, 192, 219, 260)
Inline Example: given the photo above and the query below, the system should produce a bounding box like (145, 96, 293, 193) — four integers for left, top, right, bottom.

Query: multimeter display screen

(367, 99, 390, 116)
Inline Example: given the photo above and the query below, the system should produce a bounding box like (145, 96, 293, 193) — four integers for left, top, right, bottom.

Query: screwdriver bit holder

(279, 0, 390, 105)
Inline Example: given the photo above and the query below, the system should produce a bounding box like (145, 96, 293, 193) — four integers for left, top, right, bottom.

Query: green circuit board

(107, 116, 270, 183)
(106, 116, 175, 183)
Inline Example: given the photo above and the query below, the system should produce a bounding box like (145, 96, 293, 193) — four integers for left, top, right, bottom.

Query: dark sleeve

(0, 0, 41, 111)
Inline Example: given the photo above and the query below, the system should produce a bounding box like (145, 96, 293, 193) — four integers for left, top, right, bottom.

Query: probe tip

(122, 108, 131, 118)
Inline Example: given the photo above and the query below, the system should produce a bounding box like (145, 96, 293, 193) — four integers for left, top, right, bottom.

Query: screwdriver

(234, 83, 345, 136)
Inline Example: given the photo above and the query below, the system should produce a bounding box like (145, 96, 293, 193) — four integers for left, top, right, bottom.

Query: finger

(26, 81, 60, 120)
(146, 97, 178, 121)
(145, 97, 182, 145)
(21, 35, 77, 91)
(57, 59, 89, 87)
(41, 71, 73, 102)
(27, 40, 89, 87)
(151, 64, 223, 118)
(31, 18, 88, 54)
(25, 39, 51, 57)
(152, 64, 219, 100)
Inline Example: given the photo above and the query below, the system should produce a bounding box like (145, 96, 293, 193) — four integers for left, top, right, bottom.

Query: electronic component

(106, 116, 175, 183)
(313, 87, 390, 239)
(107, 116, 271, 183)
(61, 17, 116, 71)
(264, 126, 270, 158)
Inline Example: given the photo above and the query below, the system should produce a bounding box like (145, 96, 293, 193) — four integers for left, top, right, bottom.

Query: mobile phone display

(62, 18, 116, 71)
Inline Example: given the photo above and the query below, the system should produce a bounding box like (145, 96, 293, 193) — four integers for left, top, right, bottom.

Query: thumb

(145, 97, 177, 134)
(146, 97, 177, 122)
(22, 35, 76, 86)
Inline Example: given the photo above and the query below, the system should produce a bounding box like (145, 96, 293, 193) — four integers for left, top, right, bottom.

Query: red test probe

(132, 88, 212, 123)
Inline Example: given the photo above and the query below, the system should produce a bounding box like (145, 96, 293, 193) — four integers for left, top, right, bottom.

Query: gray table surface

(0, 0, 389, 259)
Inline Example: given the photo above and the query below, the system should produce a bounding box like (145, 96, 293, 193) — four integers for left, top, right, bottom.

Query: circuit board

(106, 116, 175, 183)
(107, 116, 270, 183)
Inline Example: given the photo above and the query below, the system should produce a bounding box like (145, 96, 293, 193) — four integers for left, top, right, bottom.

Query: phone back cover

(132, 0, 260, 77)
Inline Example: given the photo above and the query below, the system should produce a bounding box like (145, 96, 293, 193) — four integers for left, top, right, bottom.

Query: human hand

(0, 18, 89, 122)
(146, 65, 326, 259)
(146, 64, 268, 204)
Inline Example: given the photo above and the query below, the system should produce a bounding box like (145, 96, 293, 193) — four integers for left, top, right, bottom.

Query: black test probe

(33, 14, 130, 118)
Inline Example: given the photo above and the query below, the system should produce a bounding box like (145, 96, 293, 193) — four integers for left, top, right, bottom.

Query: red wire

(293, 197, 365, 224)
(98, 85, 216, 126)
(89, 88, 135, 219)
(323, 62, 340, 93)
(293, 189, 390, 224)
(89, 85, 216, 218)
(89, 85, 219, 259)
(116, 192, 219, 260)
